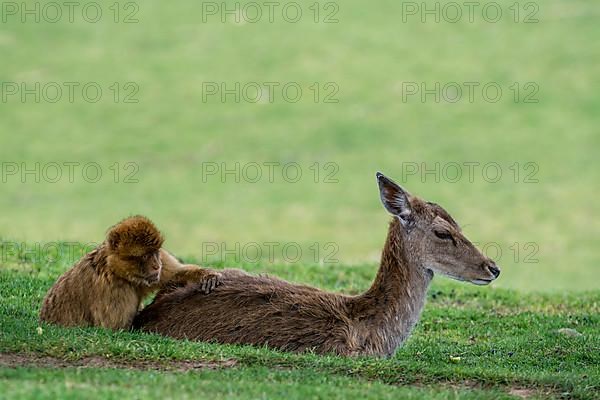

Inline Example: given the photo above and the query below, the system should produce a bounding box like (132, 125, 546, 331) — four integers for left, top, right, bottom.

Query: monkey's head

(106, 215, 165, 287)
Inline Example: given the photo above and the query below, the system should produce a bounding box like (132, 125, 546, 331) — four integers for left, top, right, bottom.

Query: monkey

(39, 215, 221, 330)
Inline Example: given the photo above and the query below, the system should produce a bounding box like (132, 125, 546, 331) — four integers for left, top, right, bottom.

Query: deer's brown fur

(40, 216, 221, 330)
(133, 174, 500, 356)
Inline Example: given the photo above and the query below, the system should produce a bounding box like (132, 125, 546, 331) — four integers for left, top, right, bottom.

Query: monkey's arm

(158, 249, 222, 294)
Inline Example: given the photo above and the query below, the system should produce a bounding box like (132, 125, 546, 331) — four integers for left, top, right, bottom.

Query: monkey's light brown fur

(134, 174, 500, 357)
(40, 215, 221, 330)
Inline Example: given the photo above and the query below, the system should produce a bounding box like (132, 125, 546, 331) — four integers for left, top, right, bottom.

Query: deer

(133, 172, 500, 357)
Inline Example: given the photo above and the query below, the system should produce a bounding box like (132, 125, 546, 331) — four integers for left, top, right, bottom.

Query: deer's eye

(434, 230, 453, 240)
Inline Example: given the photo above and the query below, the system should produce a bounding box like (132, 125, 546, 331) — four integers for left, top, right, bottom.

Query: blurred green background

(0, 0, 598, 291)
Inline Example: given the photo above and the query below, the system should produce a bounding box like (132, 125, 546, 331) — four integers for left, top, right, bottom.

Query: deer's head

(377, 172, 500, 285)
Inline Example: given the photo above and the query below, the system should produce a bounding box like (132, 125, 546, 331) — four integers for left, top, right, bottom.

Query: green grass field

(1, 252, 598, 399)
(1, 0, 598, 398)
(0, 0, 598, 291)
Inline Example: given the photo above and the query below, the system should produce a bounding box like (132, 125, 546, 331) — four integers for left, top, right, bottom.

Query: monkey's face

(108, 250, 163, 287)
(127, 251, 162, 286)
(105, 215, 165, 287)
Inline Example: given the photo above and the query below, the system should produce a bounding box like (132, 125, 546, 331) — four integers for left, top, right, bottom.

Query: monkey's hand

(159, 265, 223, 295)
(196, 270, 222, 294)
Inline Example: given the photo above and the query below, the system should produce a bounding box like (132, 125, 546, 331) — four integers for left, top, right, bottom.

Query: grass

(0, 0, 598, 291)
(0, 0, 598, 398)
(0, 367, 517, 400)
(1, 246, 598, 399)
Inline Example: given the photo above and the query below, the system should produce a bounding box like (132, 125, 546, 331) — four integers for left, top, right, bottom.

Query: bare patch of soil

(508, 388, 538, 398)
(0, 353, 237, 372)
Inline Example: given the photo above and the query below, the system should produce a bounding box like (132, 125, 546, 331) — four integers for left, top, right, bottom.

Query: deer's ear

(376, 172, 412, 225)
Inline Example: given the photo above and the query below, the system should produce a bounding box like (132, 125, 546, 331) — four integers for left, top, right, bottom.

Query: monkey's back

(134, 269, 358, 355)
(39, 254, 141, 329)
(39, 263, 96, 327)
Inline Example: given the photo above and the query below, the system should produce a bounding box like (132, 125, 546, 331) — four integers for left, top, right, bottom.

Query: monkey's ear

(107, 229, 120, 251)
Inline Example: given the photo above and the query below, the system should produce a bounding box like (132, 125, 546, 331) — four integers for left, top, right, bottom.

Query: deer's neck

(351, 218, 433, 356)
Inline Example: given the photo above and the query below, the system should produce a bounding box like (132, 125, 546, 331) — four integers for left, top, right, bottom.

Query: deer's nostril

(488, 264, 500, 278)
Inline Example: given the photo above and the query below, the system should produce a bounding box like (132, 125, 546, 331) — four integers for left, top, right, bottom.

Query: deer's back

(134, 269, 358, 354)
